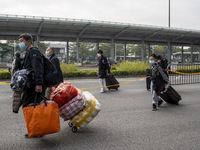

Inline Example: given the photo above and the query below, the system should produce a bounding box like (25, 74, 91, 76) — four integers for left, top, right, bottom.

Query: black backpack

(43, 55, 59, 87)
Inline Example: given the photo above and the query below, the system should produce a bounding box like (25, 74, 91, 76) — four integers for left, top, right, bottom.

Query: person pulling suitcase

(97, 50, 111, 93)
(149, 54, 171, 111)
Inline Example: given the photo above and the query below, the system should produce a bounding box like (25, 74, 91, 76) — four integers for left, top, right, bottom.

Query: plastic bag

(50, 82, 79, 108)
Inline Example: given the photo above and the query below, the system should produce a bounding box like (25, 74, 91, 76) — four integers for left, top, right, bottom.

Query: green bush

(0, 70, 11, 79)
(118, 61, 150, 75)
(176, 66, 200, 73)
(60, 63, 78, 73)
(62, 69, 98, 78)
(0, 61, 151, 79)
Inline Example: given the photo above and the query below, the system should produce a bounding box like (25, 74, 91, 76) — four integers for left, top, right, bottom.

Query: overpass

(1, 14, 200, 62)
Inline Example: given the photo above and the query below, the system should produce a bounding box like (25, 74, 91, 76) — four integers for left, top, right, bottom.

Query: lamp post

(169, 0, 171, 28)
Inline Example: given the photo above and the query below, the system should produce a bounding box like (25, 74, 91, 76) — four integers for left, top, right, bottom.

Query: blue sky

(0, 0, 200, 30)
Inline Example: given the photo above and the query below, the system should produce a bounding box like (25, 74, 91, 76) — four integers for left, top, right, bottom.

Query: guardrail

(169, 63, 200, 85)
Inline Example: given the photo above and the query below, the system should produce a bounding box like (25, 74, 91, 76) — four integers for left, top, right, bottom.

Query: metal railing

(169, 63, 200, 85)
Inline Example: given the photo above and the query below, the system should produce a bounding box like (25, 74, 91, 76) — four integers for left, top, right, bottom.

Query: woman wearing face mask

(149, 54, 170, 111)
(97, 50, 110, 93)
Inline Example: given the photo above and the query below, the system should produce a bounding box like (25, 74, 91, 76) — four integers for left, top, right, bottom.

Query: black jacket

(98, 55, 110, 78)
(150, 63, 169, 95)
(14, 57, 22, 71)
(49, 54, 63, 83)
(22, 47, 44, 85)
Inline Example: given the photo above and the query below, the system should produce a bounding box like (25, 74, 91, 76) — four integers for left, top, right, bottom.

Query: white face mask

(149, 60, 155, 64)
(97, 54, 101, 57)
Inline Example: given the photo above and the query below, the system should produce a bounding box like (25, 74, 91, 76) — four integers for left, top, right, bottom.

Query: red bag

(50, 82, 79, 108)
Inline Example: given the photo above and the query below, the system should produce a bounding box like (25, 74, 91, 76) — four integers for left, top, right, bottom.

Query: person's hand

(35, 85, 43, 93)
(167, 81, 171, 86)
(165, 81, 171, 89)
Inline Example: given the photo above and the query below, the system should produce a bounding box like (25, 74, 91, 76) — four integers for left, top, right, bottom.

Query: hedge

(176, 66, 200, 73)
(0, 70, 11, 79)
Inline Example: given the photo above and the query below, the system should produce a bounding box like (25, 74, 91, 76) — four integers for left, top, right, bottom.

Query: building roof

(1, 14, 200, 45)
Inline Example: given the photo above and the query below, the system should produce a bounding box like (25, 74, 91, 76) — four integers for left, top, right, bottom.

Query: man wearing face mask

(149, 54, 170, 111)
(18, 33, 45, 138)
(97, 50, 110, 93)
(45, 47, 63, 99)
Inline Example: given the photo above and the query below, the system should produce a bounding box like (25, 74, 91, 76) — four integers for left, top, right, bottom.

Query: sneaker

(25, 134, 43, 138)
(158, 100, 164, 106)
(152, 104, 157, 111)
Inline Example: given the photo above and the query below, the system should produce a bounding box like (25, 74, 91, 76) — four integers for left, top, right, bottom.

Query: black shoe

(152, 104, 157, 111)
(25, 134, 44, 138)
(158, 100, 164, 106)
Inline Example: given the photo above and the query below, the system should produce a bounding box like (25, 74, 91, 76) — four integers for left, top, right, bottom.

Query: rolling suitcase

(105, 74, 119, 90)
(146, 77, 151, 91)
(159, 86, 182, 105)
(68, 91, 101, 132)
(146, 69, 151, 91)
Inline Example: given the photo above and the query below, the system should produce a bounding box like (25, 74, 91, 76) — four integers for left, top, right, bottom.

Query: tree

(39, 42, 50, 54)
(0, 40, 20, 62)
(69, 42, 96, 62)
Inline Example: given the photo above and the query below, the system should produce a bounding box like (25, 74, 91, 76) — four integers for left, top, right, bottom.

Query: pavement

(0, 77, 200, 150)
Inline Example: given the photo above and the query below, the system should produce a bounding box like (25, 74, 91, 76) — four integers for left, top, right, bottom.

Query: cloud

(0, 0, 200, 29)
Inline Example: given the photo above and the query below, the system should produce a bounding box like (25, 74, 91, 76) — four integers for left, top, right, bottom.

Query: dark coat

(98, 55, 110, 79)
(22, 47, 44, 86)
(150, 63, 169, 95)
(49, 54, 63, 83)
(14, 57, 22, 71)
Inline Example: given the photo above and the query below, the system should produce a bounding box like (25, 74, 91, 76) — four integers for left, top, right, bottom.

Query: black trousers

(22, 84, 46, 107)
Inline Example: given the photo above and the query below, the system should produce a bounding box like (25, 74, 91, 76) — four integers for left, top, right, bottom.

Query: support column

(167, 42, 171, 63)
(124, 42, 127, 61)
(13, 40, 16, 57)
(66, 41, 69, 63)
(148, 44, 151, 58)
(191, 43, 193, 63)
(76, 37, 80, 63)
(110, 39, 115, 62)
(141, 40, 145, 61)
(34, 36, 39, 47)
(181, 45, 184, 63)
(96, 42, 99, 51)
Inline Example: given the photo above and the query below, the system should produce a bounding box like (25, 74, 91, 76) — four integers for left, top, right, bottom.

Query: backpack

(161, 58, 168, 70)
(43, 55, 59, 87)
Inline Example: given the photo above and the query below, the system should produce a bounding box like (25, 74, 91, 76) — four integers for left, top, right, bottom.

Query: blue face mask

(19, 42, 27, 51)
(149, 60, 155, 64)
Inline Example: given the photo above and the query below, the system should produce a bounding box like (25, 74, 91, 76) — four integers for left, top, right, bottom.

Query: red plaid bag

(59, 93, 86, 121)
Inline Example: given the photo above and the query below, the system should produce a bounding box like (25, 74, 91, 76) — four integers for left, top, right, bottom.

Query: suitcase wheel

(72, 126, 78, 133)
(68, 121, 73, 127)
(116, 88, 118, 91)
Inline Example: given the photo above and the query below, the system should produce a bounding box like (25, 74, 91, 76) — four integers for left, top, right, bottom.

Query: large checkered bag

(59, 92, 86, 121)
(70, 91, 101, 130)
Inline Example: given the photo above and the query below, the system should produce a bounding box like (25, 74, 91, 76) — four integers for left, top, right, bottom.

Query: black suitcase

(146, 69, 151, 91)
(146, 77, 151, 91)
(160, 86, 182, 105)
(105, 74, 119, 90)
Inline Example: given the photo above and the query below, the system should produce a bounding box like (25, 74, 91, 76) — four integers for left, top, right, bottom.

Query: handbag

(22, 94, 60, 137)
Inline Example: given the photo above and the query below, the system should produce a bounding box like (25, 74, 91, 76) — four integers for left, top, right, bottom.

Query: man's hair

(15, 52, 20, 57)
(97, 50, 103, 54)
(19, 33, 33, 43)
(157, 55, 162, 60)
(150, 54, 157, 59)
